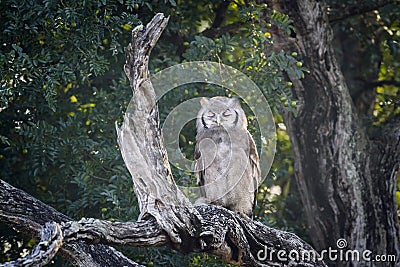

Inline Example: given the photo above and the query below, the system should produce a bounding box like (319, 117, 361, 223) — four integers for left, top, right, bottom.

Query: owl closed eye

(223, 109, 232, 116)
(207, 111, 215, 117)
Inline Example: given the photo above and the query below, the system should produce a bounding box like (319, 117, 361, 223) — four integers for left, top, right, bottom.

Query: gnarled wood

(0, 222, 62, 267)
(116, 13, 203, 248)
(1, 178, 327, 266)
(0, 179, 141, 267)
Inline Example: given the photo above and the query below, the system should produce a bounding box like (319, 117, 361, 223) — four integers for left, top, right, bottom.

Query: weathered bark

(62, 204, 326, 266)
(0, 180, 142, 267)
(332, 21, 381, 118)
(1, 222, 62, 267)
(1, 178, 327, 266)
(267, 0, 400, 266)
(117, 13, 202, 248)
(0, 13, 326, 267)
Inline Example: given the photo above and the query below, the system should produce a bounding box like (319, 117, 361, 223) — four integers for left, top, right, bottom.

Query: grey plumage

(194, 96, 261, 218)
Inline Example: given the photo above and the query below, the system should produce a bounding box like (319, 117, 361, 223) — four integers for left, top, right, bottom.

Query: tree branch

(0, 179, 141, 267)
(211, 1, 230, 29)
(370, 79, 400, 88)
(62, 217, 168, 247)
(117, 14, 203, 248)
(201, 1, 243, 38)
(60, 206, 326, 266)
(202, 22, 242, 38)
(0, 177, 326, 266)
(328, 0, 396, 23)
(1, 222, 62, 267)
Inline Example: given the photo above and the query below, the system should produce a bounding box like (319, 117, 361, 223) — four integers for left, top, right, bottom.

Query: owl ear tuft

(229, 96, 241, 106)
(200, 97, 209, 106)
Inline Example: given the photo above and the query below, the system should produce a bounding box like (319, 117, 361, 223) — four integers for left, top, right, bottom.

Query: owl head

(196, 96, 248, 132)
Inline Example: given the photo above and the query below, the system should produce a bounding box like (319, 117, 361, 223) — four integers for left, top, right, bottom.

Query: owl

(194, 96, 261, 218)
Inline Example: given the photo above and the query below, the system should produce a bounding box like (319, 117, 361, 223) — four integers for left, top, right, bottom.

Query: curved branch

(124, 13, 170, 92)
(96, 11, 326, 266)
(201, 22, 242, 38)
(0, 222, 62, 267)
(370, 79, 400, 88)
(1, 178, 325, 266)
(117, 13, 203, 247)
(60, 206, 325, 266)
(0, 179, 140, 267)
(328, 0, 396, 23)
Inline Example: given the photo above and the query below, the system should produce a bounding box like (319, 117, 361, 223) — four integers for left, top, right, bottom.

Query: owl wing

(247, 131, 261, 213)
(194, 139, 206, 198)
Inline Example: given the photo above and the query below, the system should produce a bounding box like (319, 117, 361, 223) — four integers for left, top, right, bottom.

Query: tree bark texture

(0, 180, 141, 267)
(1, 222, 62, 267)
(267, 0, 400, 265)
(0, 13, 326, 267)
(0, 178, 327, 267)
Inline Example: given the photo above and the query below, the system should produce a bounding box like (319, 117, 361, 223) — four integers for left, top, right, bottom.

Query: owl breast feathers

(194, 96, 261, 218)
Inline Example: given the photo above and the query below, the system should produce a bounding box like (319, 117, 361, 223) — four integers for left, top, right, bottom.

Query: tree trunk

(268, 0, 400, 265)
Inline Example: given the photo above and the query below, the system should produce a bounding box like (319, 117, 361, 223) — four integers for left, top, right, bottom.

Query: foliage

(374, 28, 400, 125)
(0, 0, 149, 263)
(0, 0, 398, 266)
(373, 2, 400, 215)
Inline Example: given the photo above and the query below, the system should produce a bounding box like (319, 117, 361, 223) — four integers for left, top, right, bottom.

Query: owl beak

(216, 115, 222, 126)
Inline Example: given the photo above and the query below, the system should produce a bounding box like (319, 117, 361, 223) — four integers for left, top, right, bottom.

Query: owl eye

(222, 109, 232, 117)
(206, 111, 215, 117)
